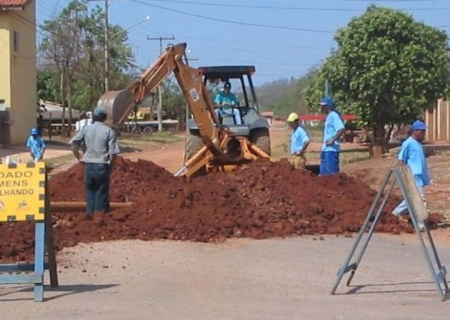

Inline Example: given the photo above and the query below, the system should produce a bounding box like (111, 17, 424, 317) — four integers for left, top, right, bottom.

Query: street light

(104, 16, 150, 92)
(109, 16, 150, 42)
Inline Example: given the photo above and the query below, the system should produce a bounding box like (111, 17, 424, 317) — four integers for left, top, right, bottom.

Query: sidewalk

(0, 144, 72, 162)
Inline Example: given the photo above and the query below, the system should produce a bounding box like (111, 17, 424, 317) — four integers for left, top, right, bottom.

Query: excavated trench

(0, 156, 442, 262)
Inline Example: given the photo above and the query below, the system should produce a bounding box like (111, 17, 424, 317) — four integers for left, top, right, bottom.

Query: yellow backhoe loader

(96, 43, 272, 178)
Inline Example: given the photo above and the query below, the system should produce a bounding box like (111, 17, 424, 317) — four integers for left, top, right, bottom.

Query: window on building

(13, 31, 19, 52)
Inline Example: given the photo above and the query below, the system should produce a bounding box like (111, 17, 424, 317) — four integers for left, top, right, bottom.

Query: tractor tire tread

(251, 129, 271, 156)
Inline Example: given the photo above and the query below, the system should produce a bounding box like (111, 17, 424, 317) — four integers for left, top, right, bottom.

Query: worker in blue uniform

(319, 97, 345, 176)
(286, 112, 310, 170)
(26, 128, 46, 162)
(392, 120, 435, 231)
(214, 81, 242, 125)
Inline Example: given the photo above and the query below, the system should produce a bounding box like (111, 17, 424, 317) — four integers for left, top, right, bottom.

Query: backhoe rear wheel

(251, 128, 271, 156)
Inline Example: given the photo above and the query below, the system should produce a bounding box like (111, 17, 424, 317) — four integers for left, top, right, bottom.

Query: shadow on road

(0, 284, 119, 302)
(335, 281, 438, 296)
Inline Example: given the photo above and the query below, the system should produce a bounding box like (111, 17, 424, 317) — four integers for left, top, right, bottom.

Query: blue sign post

(0, 162, 58, 302)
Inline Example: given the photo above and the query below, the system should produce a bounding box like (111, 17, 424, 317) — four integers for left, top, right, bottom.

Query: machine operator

(69, 107, 120, 219)
(214, 81, 243, 125)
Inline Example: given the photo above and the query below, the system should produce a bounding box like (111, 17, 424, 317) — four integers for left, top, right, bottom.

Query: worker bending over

(26, 128, 46, 162)
(392, 120, 435, 231)
(320, 97, 345, 176)
(69, 107, 120, 219)
(214, 81, 243, 125)
(286, 113, 310, 170)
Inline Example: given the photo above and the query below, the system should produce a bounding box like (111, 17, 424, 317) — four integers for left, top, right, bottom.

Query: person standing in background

(286, 112, 310, 170)
(319, 97, 345, 176)
(26, 128, 46, 162)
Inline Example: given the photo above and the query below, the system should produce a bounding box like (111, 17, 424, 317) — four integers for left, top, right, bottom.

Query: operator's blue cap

(411, 120, 427, 131)
(320, 96, 336, 110)
(30, 128, 38, 135)
(93, 106, 107, 117)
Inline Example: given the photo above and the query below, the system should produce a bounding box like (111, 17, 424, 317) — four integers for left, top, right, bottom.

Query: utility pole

(104, 0, 109, 92)
(88, 0, 110, 92)
(147, 36, 175, 132)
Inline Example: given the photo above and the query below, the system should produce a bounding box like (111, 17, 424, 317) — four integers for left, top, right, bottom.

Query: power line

(130, 0, 333, 33)
(132, 0, 450, 11)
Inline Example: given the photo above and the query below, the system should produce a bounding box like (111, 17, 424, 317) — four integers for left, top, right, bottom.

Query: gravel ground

(1, 235, 449, 320)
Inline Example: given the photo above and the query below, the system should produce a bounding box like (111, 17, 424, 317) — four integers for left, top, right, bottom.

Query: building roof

(261, 111, 274, 117)
(300, 114, 358, 121)
(0, 0, 31, 9)
(38, 100, 82, 121)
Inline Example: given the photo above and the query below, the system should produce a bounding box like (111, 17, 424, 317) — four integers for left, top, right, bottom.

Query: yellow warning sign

(0, 162, 46, 222)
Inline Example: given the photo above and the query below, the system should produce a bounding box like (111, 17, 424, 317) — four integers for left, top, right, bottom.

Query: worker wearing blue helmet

(392, 120, 435, 231)
(69, 106, 120, 219)
(319, 97, 345, 176)
(26, 128, 46, 162)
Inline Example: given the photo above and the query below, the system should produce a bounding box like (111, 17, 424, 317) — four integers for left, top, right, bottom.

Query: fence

(424, 99, 450, 142)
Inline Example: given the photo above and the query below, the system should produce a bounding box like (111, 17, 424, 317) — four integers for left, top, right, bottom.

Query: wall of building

(8, 1, 37, 144)
(424, 99, 450, 142)
(0, 13, 12, 113)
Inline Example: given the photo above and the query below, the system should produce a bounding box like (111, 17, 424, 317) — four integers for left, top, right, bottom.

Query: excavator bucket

(97, 90, 134, 131)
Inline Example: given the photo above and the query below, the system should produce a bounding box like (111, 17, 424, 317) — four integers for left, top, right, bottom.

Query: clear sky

(36, 0, 450, 86)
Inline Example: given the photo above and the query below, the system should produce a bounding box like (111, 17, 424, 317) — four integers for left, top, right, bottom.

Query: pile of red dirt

(0, 157, 442, 262)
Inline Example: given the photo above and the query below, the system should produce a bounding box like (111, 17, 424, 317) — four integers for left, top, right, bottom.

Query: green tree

(38, 0, 136, 134)
(306, 5, 450, 154)
(161, 77, 186, 121)
(37, 69, 60, 102)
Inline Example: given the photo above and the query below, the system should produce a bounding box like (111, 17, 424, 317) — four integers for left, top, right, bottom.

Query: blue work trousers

(84, 163, 111, 216)
(393, 186, 425, 216)
(319, 151, 340, 176)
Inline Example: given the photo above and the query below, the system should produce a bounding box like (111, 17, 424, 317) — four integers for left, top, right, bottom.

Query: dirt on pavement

(1, 156, 444, 263)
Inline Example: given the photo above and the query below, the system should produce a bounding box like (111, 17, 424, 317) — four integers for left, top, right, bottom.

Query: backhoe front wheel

(185, 131, 204, 160)
(184, 131, 207, 177)
(251, 128, 271, 156)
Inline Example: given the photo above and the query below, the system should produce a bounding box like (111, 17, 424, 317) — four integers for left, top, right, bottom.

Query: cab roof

(199, 66, 256, 79)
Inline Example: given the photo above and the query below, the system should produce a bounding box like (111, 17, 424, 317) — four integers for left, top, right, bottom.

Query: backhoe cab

(185, 65, 271, 162)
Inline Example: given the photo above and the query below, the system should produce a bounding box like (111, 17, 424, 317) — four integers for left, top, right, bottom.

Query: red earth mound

(0, 157, 441, 262)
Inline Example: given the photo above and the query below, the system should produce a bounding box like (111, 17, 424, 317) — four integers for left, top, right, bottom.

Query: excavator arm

(97, 43, 247, 175)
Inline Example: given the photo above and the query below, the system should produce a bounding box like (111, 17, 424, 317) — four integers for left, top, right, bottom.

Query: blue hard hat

(320, 96, 335, 109)
(93, 106, 107, 117)
(411, 120, 427, 131)
(30, 128, 38, 135)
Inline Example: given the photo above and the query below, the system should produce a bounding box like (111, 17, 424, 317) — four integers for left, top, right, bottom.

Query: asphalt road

(1, 235, 449, 320)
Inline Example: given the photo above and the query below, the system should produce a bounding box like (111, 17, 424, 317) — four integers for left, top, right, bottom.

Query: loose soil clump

(0, 157, 441, 262)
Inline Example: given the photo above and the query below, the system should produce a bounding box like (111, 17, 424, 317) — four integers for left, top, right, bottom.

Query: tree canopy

(38, 0, 136, 112)
(306, 5, 450, 149)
